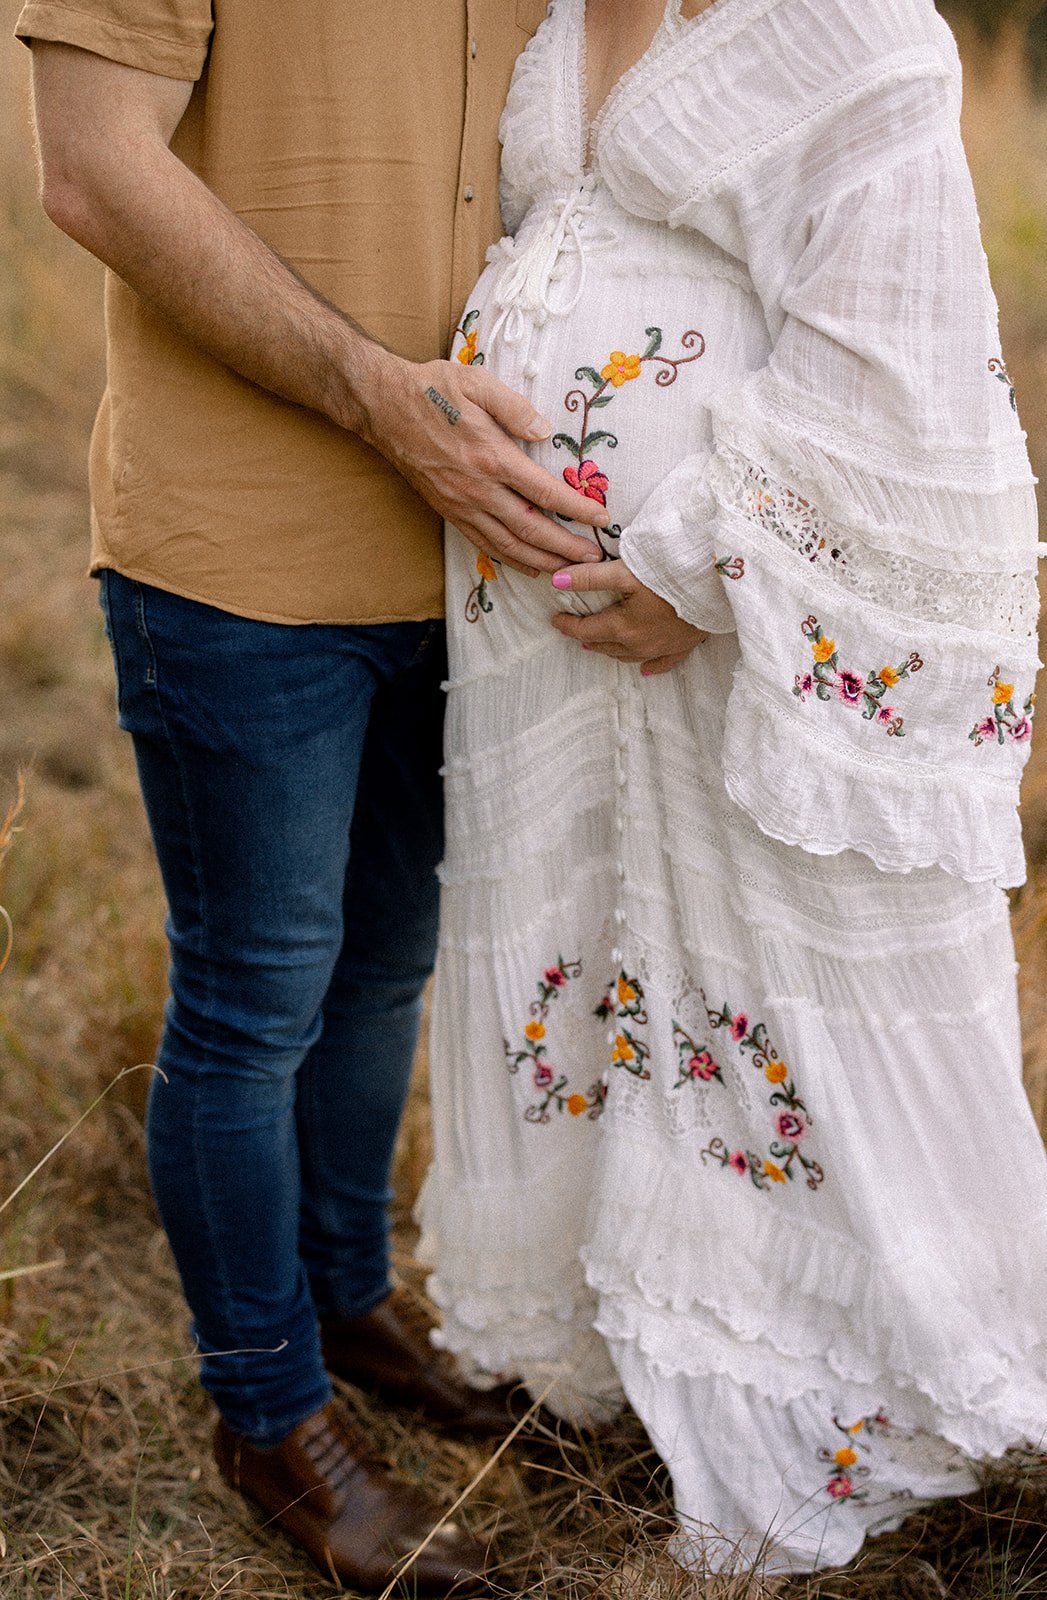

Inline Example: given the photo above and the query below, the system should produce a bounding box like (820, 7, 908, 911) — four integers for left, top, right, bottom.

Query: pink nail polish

(552, 572, 571, 590)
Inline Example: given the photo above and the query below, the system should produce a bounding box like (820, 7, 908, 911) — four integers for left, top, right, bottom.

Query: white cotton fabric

(420, 0, 1047, 1576)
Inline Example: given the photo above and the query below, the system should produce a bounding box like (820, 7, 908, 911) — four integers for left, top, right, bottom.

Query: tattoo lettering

(425, 386, 460, 426)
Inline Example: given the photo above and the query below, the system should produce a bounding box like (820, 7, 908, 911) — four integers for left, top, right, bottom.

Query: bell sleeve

(619, 61, 1041, 887)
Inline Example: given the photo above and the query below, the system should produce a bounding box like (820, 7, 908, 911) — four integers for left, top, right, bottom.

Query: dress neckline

(575, 0, 736, 173)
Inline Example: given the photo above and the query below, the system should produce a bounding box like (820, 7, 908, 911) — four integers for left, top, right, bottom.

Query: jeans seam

(137, 586, 239, 1350)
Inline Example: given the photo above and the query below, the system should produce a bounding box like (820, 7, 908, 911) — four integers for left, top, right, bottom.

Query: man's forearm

(40, 110, 386, 437)
(30, 39, 609, 572)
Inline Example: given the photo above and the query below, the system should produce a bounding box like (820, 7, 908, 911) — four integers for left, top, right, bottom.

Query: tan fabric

(16, 0, 549, 623)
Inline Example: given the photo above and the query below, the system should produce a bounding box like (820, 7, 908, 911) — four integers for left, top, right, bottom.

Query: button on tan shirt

(16, 0, 549, 623)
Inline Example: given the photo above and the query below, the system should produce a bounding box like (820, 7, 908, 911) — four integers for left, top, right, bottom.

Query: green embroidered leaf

(461, 308, 479, 334)
(472, 352, 484, 366)
(552, 433, 581, 458)
(478, 583, 493, 614)
(589, 394, 614, 409)
(575, 365, 604, 386)
(816, 684, 832, 701)
(643, 326, 663, 359)
(581, 430, 618, 453)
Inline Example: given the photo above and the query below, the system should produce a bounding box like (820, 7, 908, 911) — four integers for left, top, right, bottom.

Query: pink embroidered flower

(876, 705, 896, 725)
(1010, 717, 1032, 743)
(729, 1013, 748, 1041)
(687, 1050, 719, 1081)
(798, 673, 814, 698)
(827, 1476, 855, 1499)
(533, 1062, 553, 1089)
(728, 1150, 748, 1176)
(563, 458, 610, 505)
(776, 1110, 806, 1143)
(975, 716, 997, 741)
(837, 670, 865, 706)
(544, 966, 567, 987)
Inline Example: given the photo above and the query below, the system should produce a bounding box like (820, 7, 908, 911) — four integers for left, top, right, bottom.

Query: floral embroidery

(819, 1412, 898, 1502)
(464, 551, 499, 623)
(451, 314, 500, 623)
(970, 666, 1035, 747)
(793, 616, 923, 737)
(989, 356, 1016, 412)
(454, 308, 485, 366)
(595, 971, 652, 1079)
(672, 1021, 724, 1088)
(506, 957, 605, 1124)
(554, 326, 705, 559)
(714, 555, 745, 581)
(563, 458, 610, 504)
(697, 998, 825, 1192)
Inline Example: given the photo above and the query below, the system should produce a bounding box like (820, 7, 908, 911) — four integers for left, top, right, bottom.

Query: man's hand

(360, 355, 606, 575)
(549, 560, 707, 675)
(28, 40, 604, 576)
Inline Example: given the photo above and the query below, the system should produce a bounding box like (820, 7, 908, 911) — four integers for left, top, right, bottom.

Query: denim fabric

(98, 571, 444, 1444)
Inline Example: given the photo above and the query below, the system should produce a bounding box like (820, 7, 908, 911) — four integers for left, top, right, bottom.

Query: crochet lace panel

(712, 450, 1040, 639)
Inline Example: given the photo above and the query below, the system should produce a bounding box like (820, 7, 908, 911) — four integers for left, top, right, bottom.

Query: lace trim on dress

(708, 447, 1041, 638)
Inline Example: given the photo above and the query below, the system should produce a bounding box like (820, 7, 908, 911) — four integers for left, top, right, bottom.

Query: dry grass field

(2, 6, 1047, 1597)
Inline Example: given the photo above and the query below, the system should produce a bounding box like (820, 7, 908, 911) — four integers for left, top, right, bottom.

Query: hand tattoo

(425, 386, 460, 426)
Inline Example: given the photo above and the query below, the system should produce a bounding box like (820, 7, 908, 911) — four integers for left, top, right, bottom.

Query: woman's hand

(549, 560, 707, 676)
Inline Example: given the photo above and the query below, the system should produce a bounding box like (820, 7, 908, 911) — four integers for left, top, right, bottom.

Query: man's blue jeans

(99, 571, 444, 1444)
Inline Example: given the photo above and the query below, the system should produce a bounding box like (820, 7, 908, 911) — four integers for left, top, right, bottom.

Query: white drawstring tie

(486, 177, 613, 349)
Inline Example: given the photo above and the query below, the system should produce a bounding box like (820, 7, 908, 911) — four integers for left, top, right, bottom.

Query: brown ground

(2, 7, 1047, 1597)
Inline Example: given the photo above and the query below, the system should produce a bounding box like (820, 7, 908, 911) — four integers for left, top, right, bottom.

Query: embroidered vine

(715, 555, 745, 581)
(988, 356, 1016, 412)
(595, 971, 652, 1079)
(969, 666, 1035, 747)
(793, 616, 923, 737)
(505, 957, 605, 1124)
(554, 325, 705, 558)
(454, 308, 485, 367)
(464, 551, 499, 622)
(818, 1411, 904, 1503)
(697, 998, 825, 1192)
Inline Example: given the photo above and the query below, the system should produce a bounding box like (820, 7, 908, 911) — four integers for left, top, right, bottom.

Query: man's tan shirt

(16, 0, 547, 623)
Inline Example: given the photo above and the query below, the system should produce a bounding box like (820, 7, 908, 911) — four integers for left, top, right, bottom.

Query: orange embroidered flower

(993, 681, 1015, 706)
(763, 1161, 787, 1184)
(835, 1447, 859, 1468)
(879, 664, 900, 688)
(567, 1093, 588, 1115)
(765, 1060, 788, 1084)
(600, 351, 642, 387)
(457, 329, 479, 365)
(848, 1419, 866, 1435)
(476, 551, 497, 582)
(524, 1020, 545, 1042)
(617, 976, 637, 1006)
(612, 1033, 635, 1063)
(812, 636, 836, 664)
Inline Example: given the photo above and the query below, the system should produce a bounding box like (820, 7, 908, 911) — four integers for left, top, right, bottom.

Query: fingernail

(552, 571, 571, 590)
(527, 415, 553, 440)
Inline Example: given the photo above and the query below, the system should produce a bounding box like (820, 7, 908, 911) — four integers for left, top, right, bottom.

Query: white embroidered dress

(420, 0, 1047, 1574)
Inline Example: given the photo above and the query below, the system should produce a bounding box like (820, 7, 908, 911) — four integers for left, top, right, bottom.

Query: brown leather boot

(213, 1398, 492, 1593)
(320, 1287, 531, 1436)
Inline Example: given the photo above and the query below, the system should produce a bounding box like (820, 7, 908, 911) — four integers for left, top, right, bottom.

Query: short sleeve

(15, 0, 213, 81)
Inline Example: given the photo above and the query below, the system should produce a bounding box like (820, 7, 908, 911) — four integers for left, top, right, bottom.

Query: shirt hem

(89, 560, 445, 626)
